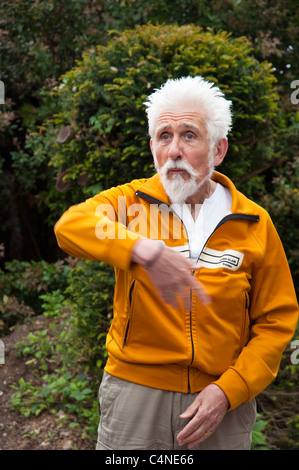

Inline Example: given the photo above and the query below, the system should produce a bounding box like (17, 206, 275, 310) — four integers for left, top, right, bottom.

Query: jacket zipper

(136, 189, 196, 378)
(135, 190, 259, 388)
(189, 287, 195, 364)
(122, 280, 136, 347)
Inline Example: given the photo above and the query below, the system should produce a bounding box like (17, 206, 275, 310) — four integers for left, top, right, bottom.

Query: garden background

(0, 0, 298, 450)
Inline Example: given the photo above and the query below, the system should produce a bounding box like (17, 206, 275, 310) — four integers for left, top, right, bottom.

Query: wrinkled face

(150, 109, 219, 203)
(150, 109, 213, 185)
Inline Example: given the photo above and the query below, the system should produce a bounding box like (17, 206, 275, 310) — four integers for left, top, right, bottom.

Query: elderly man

(55, 76, 298, 450)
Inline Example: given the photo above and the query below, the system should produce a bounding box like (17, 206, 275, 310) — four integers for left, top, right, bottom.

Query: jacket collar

(136, 173, 171, 205)
(136, 171, 259, 217)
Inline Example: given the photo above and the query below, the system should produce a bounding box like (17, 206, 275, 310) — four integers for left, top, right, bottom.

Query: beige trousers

(96, 372, 256, 450)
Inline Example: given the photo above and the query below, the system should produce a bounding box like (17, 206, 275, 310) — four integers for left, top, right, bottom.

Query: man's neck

(185, 179, 217, 221)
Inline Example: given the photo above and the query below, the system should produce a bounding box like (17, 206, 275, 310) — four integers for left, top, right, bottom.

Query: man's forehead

(156, 110, 204, 122)
(154, 110, 206, 132)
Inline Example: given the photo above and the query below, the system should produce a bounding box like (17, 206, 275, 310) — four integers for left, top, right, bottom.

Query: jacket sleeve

(54, 186, 142, 272)
(213, 214, 298, 410)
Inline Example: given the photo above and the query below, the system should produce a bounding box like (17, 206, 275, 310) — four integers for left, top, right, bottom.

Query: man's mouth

(167, 168, 191, 181)
(167, 168, 188, 175)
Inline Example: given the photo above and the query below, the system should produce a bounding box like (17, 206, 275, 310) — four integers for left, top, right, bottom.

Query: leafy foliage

(261, 156, 299, 279)
(251, 414, 269, 450)
(65, 260, 115, 370)
(8, 258, 115, 441)
(0, 0, 105, 261)
(0, 259, 71, 334)
(0, 0, 104, 98)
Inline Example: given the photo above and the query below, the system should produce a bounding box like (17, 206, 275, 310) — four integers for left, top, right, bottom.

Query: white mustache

(158, 159, 200, 179)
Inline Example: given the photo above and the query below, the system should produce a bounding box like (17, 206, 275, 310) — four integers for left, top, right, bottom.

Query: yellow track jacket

(54, 171, 298, 410)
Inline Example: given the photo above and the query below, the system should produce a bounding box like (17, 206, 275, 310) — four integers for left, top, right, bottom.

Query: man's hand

(176, 384, 229, 449)
(131, 238, 210, 308)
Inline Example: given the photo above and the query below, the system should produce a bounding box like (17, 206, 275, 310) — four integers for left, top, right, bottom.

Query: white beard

(155, 156, 214, 204)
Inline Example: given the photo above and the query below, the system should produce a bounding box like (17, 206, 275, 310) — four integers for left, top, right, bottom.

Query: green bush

(0, 259, 71, 333)
(9, 259, 115, 441)
(251, 414, 269, 450)
(261, 155, 299, 283)
(0, 255, 113, 372)
(0, 0, 106, 261)
(66, 260, 115, 371)
(32, 23, 285, 221)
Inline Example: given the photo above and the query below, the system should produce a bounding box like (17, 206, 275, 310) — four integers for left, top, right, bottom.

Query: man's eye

(186, 133, 195, 140)
(160, 133, 170, 140)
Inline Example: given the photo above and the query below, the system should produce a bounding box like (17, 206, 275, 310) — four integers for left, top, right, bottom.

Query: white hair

(144, 76, 233, 146)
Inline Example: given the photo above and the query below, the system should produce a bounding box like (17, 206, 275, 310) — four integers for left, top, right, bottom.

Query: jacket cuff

(212, 368, 249, 411)
(109, 234, 142, 272)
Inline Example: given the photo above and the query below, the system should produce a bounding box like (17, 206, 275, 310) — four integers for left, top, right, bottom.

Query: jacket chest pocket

(122, 279, 136, 347)
(240, 291, 250, 349)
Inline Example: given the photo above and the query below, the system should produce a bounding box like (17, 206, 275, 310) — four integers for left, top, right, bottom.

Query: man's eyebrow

(155, 123, 201, 135)
(156, 124, 171, 134)
(178, 123, 200, 133)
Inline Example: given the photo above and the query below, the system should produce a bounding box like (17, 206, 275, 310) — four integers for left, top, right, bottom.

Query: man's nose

(168, 137, 182, 160)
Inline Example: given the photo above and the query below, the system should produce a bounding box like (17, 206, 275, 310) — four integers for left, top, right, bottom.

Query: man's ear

(150, 139, 159, 170)
(213, 138, 228, 167)
(150, 139, 154, 156)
